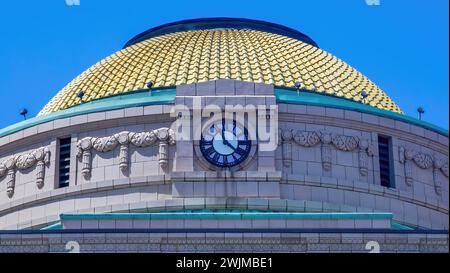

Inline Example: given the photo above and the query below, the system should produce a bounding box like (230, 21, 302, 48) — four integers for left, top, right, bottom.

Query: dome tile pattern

(39, 29, 402, 115)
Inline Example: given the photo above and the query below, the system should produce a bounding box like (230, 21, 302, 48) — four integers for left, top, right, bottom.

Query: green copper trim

(275, 89, 448, 137)
(40, 222, 63, 231)
(60, 212, 393, 221)
(391, 221, 415, 231)
(0, 87, 447, 138)
(0, 89, 176, 138)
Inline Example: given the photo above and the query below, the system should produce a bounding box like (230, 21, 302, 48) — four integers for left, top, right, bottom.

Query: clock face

(200, 119, 252, 168)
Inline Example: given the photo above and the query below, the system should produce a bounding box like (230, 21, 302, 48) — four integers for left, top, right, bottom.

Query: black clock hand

(221, 120, 226, 145)
(222, 120, 237, 150)
(223, 138, 237, 150)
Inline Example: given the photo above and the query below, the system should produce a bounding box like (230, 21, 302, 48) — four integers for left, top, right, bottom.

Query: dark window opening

(58, 138, 71, 188)
(378, 135, 394, 188)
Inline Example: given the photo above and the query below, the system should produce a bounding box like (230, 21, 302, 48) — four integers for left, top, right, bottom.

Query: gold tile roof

(39, 29, 402, 115)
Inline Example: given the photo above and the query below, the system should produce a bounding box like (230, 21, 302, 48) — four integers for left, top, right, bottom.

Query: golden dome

(39, 19, 402, 115)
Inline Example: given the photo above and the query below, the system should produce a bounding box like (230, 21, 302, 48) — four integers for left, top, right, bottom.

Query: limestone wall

(0, 231, 447, 253)
(0, 81, 448, 230)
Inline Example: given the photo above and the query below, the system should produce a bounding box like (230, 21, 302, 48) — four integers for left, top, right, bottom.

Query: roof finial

(294, 81, 302, 96)
(20, 108, 28, 120)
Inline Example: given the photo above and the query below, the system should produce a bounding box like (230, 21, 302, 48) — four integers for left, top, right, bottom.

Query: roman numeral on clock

(205, 146, 215, 156)
(238, 140, 250, 146)
(212, 152, 220, 162)
(223, 155, 228, 165)
(235, 147, 248, 156)
(202, 140, 213, 146)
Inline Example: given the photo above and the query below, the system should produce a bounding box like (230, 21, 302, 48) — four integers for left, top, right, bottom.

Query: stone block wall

(0, 80, 448, 231)
(0, 232, 447, 253)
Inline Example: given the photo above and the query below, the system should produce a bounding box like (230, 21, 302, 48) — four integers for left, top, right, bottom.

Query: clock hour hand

(221, 120, 237, 150)
(223, 138, 236, 150)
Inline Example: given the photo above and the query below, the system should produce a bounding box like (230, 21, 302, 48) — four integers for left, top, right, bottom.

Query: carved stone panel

(279, 129, 373, 177)
(399, 147, 449, 195)
(76, 128, 176, 178)
(0, 147, 51, 198)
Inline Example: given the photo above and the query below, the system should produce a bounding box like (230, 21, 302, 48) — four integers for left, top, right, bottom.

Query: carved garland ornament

(76, 128, 176, 178)
(280, 129, 374, 177)
(399, 147, 449, 195)
(0, 147, 51, 198)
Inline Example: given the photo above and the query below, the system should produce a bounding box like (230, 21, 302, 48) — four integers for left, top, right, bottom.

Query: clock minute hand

(221, 120, 227, 144)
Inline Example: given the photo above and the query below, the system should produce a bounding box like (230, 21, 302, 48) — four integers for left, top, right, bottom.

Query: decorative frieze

(279, 129, 373, 176)
(321, 133, 332, 171)
(399, 147, 449, 195)
(280, 129, 293, 167)
(0, 147, 51, 198)
(292, 131, 321, 147)
(331, 135, 359, 152)
(358, 139, 373, 177)
(76, 128, 176, 178)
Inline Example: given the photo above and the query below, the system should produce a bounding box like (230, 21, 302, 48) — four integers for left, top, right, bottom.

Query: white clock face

(200, 119, 251, 168)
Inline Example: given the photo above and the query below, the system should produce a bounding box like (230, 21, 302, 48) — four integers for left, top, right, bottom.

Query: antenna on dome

(417, 106, 425, 120)
(361, 90, 368, 104)
(20, 108, 28, 120)
(147, 81, 154, 96)
(76, 91, 85, 104)
(294, 81, 302, 96)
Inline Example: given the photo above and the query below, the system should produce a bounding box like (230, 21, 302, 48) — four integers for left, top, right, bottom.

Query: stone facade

(0, 232, 447, 253)
(0, 80, 448, 252)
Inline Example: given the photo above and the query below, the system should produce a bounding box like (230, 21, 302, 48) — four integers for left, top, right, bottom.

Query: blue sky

(0, 0, 448, 129)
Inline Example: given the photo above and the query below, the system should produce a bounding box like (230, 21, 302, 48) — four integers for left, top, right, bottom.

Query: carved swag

(279, 129, 374, 177)
(399, 147, 449, 195)
(0, 147, 51, 198)
(76, 128, 176, 178)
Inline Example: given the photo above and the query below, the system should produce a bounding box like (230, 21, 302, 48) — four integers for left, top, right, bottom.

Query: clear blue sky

(0, 0, 448, 129)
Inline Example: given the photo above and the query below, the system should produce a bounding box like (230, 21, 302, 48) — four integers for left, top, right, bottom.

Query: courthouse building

(0, 18, 448, 253)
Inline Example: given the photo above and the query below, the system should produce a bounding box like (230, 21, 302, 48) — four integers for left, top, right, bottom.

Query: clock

(200, 119, 252, 168)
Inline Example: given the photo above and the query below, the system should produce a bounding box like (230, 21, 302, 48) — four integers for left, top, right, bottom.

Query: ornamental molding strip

(0, 147, 51, 198)
(279, 129, 374, 176)
(76, 128, 176, 178)
(399, 147, 449, 195)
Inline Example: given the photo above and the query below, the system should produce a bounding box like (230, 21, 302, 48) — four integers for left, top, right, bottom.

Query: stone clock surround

(0, 80, 448, 231)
